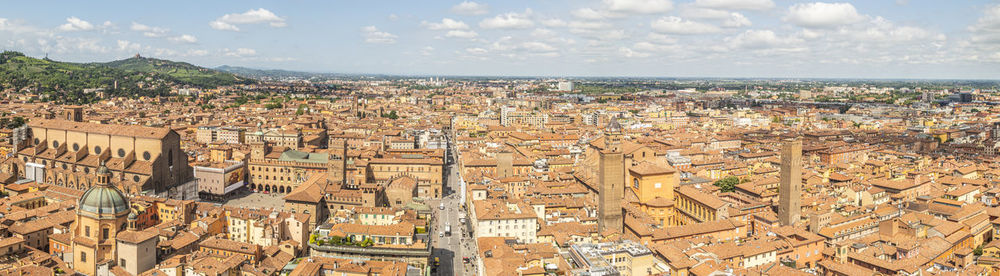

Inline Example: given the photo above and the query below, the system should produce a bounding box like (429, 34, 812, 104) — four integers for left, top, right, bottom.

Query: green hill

(0, 51, 252, 104)
(100, 55, 247, 87)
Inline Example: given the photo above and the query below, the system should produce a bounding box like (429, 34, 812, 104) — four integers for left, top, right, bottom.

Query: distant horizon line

(217, 65, 1000, 82)
(9, 51, 1000, 82)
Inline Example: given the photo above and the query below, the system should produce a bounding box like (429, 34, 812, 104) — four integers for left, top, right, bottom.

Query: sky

(1, 0, 999, 79)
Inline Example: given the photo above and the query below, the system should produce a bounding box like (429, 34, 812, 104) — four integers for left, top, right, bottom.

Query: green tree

(0, 116, 26, 129)
(360, 237, 374, 247)
(713, 176, 739, 193)
(296, 103, 308, 115)
(264, 102, 283, 110)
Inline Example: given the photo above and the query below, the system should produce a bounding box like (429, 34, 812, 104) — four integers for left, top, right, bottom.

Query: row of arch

(248, 183, 293, 194)
(45, 172, 142, 194)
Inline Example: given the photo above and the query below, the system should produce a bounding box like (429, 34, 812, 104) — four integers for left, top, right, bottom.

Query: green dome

(79, 185, 129, 216)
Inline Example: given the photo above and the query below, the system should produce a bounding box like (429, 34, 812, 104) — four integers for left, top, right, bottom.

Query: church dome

(78, 185, 129, 217)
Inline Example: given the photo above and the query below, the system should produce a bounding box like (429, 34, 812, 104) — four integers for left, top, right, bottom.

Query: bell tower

(63, 105, 84, 122)
(250, 142, 270, 160)
(598, 118, 624, 234)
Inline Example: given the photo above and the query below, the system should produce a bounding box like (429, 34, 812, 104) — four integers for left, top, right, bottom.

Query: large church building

(14, 108, 192, 195)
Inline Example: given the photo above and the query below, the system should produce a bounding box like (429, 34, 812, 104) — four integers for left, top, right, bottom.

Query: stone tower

(778, 138, 802, 226)
(328, 140, 347, 185)
(250, 142, 270, 160)
(497, 150, 513, 179)
(598, 118, 624, 234)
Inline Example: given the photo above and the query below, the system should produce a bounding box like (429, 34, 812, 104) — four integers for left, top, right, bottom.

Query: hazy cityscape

(1, 1, 1000, 276)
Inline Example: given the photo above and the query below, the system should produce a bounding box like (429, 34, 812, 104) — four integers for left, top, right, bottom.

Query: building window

(143, 151, 151, 161)
(85, 226, 90, 237)
(120, 258, 126, 267)
(95, 146, 102, 154)
(81, 252, 87, 262)
(102, 228, 109, 240)
(118, 149, 126, 157)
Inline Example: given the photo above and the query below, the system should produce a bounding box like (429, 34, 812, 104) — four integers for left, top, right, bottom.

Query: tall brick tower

(778, 138, 802, 226)
(328, 140, 347, 185)
(598, 118, 624, 234)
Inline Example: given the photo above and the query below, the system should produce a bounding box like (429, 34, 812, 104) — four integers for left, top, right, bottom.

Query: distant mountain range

(0, 52, 253, 95)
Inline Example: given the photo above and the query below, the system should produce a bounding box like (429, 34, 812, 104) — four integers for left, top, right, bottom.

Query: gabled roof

(284, 174, 327, 203)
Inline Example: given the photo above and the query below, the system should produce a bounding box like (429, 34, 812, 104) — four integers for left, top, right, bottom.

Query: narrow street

(429, 134, 479, 275)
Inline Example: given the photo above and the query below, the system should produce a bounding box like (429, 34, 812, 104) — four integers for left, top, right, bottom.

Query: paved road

(430, 140, 479, 275)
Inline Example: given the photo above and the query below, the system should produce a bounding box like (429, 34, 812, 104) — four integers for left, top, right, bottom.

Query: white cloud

(466, 47, 488, 54)
(0, 18, 43, 34)
(420, 46, 434, 56)
(969, 4, 1000, 44)
(619, 47, 651, 58)
(579, 29, 628, 41)
(169, 34, 198, 43)
(633, 41, 681, 53)
(423, 18, 470, 30)
(488, 36, 559, 56)
(451, 1, 489, 15)
(571, 8, 607, 20)
(210, 21, 239, 31)
(520, 42, 556, 52)
(722, 13, 752, 28)
(187, 49, 209, 56)
(853, 17, 942, 42)
(785, 2, 865, 28)
(646, 33, 678, 44)
(361, 26, 397, 44)
(45, 37, 108, 54)
(210, 8, 286, 31)
(725, 29, 803, 49)
(445, 30, 478, 38)
(223, 48, 257, 57)
(651, 16, 720, 34)
(117, 40, 141, 52)
(565, 19, 622, 41)
(604, 0, 674, 14)
(130, 22, 168, 37)
(531, 28, 556, 37)
(683, 7, 732, 19)
(568, 21, 612, 31)
(58, 17, 94, 31)
(479, 10, 534, 29)
(694, 0, 774, 11)
(540, 19, 568, 27)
